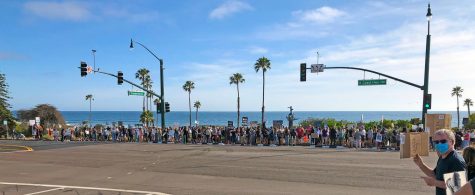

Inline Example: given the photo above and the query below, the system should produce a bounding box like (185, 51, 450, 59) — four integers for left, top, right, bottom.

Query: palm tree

(194, 101, 201, 126)
(183, 81, 195, 127)
(144, 76, 153, 111)
(254, 57, 271, 131)
(154, 98, 161, 127)
(451, 86, 464, 129)
(140, 110, 154, 127)
(135, 68, 150, 112)
(464, 98, 473, 118)
(229, 73, 245, 128)
(85, 94, 94, 127)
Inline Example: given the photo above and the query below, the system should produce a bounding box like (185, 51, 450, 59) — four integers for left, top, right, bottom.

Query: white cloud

(209, 0, 252, 19)
(24, 1, 91, 21)
(254, 6, 344, 40)
(248, 46, 268, 54)
(23, 1, 161, 22)
(293, 6, 346, 23)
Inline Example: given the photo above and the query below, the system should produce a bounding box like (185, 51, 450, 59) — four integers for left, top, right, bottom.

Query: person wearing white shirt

(316, 128, 322, 146)
(361, 128, 367, 148)
(53, 129, 59, 141)
(152, 128, 157, 143)
(64, 128, 71, 141)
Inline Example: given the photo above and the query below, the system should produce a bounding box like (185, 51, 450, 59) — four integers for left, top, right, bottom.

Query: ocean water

(48, 111, 467, 127)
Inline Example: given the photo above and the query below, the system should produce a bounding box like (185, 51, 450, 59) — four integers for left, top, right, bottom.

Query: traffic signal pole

(130, 39, 166, 131)
(422, 5, 432, 131)
(80, 67, 161, 99)
(159, 59, 165, 131)
(302, 5, 433, 130)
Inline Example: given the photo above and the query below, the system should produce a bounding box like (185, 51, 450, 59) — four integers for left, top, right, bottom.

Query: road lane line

(0, 144, 33, 152)
(0, 182, 170, 195)
(24, 187, 64, 195)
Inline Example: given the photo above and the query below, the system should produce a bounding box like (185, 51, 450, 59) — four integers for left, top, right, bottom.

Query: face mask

(435, 143, 449, 154)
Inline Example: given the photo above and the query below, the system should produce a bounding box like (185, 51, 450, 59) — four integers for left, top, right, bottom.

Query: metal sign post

(29, 120, 36, 138)
(3, 120, 8, 139)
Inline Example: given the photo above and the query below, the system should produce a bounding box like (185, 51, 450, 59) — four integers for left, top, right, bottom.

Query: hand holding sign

(413, 154, 423, 167)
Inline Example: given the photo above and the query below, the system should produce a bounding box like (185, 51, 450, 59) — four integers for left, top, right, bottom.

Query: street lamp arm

(323, 66, 424, 90)
(132, 40, 163, 62)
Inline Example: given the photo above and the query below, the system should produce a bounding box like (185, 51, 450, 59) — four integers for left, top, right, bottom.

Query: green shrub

(41, 134, 53, 141)
(15, 122, 32, 137)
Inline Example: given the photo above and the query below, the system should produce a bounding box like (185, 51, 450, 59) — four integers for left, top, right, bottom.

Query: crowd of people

(32, 124, 446, 150)
(29, 124, 475, 195)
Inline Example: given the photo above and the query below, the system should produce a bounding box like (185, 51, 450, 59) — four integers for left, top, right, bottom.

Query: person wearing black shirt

(183, 127, 189, 144)
(347, 128, 354, 148)
(330, 127, 337, 146)
(290, 129, 296, 146)
(414, 129, 466, 195)
(452, 146, 475, 195)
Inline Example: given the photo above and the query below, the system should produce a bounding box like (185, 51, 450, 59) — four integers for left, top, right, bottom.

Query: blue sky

(1, 0, 474, 111)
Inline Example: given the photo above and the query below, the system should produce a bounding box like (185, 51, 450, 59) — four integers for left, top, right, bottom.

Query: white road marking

(0, 182, 170, 195)
(24, 187, 63, 195)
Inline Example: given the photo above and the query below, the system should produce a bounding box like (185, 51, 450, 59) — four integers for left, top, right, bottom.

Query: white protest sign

(376, 134, 382, 143)
(444, 171, 466, 195)
(29, 120, 36, 126)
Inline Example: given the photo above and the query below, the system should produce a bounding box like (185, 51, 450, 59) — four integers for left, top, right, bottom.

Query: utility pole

(159, 59, 165, 131)
(421, 4, 432, 130)
(130, 39, 167, 131)
(92, 49, 96, 74)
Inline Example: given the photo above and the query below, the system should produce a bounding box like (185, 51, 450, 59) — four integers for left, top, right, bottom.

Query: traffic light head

(80, 62, 87, 77)
(300, 63, 306, 82)
(156, 102, 162, 114)
(118, 71, 123, 85)
(424, 94, 432, 109)
(165, 102, 170, 112)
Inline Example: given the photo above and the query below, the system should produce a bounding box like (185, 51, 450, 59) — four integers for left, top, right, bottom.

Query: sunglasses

(433, 139, 448, 144)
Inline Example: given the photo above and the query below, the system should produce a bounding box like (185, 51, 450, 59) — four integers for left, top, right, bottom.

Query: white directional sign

(310, 64, 324, 73)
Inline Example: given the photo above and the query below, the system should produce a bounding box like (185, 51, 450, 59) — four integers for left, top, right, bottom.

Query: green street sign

(128, 91, 145, 96)
(358, 79, 387, 86)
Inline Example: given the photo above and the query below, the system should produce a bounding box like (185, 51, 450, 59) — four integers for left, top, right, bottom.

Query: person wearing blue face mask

(413, 129, 467, 195)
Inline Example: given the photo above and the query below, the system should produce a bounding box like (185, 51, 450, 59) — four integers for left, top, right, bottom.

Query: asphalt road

(0, 141, 438, 195)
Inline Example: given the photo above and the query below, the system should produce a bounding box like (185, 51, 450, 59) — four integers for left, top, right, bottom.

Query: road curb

(0, 144, 34, 152)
